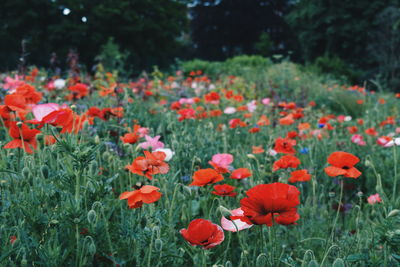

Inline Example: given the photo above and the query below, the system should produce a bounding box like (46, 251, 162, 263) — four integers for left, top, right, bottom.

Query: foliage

(0, 0, 188, 73)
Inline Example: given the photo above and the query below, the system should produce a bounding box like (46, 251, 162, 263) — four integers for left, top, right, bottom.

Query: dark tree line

(0, 0, 188, 73)
(1, 0, 400, 87)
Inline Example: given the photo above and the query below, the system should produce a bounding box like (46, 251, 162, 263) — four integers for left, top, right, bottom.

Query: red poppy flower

(211, 184, 237, 197)
(238, 183, 300, 226)
(230, 168, 252, 179)
(120, 125, 141, 144)
(126, 151, 169, 180)
(347, 126, 358, 134)
(365, 127, 378, 136)
(272, 155, 301, 171)
(4, 94, 26, 112)
(3, 122, 41, 154)
(229, 118, 247, 128)
(189, 168, 224, 186)
(204, 92, 220, 104)
(177, 108, 196, 121)
(119, 185, 162, 209)
(42, 108, 87, 134)
(274, 137, 296, 154)
(15, 84, 42, 104)
(288, 169, 311, 183)
(180, 219, 224, 249)
(68, 83, 89, 99)
(248, 127, 260, 133)
(324, 151, 361, 178)
(286, 131, 298, 139)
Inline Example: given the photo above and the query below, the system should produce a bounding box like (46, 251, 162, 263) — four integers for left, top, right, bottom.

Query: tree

(190, 0, 294, 60)
(0, 0, 189, 74)
(286, 0, 400, 70)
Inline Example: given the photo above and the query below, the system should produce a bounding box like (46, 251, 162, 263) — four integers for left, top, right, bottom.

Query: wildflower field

(0, 63, 400, 266)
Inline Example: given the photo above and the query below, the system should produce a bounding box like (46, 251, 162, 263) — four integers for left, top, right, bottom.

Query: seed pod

(154, 239, 163, 251)
(41, 165, 50, 179)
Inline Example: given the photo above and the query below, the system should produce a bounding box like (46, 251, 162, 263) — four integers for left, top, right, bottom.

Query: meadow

(0, 61, 399, 266)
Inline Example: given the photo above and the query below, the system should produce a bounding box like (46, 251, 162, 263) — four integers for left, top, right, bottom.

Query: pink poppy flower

(221, 208, 253, 232)
(224, 107, 236, 114)
(209, 153, 233, 172)
(139, 135, 165, 150)
(351, 134, 366, 146)
(3, 75, 25, 91)
(261, 98, 271, 105)
(246, 100, 257, 112)
(367, 193, 382, 205)
(137, 127, 150, 137)
(31, 103, 61, 122)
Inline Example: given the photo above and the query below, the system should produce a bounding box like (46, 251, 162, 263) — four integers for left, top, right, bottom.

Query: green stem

(327, 180, 344, 249)
(392, 145, 398, 203)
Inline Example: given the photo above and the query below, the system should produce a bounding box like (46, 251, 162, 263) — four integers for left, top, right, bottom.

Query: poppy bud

(102, 152, 111, 161)
(154, 239, 163, 251)
(16, 121, 23, 127)
(88, 241, 96, 255)
(218, 206, 232, 217)
(256, 253, 268, 267)
(41, 165, 49, 179)
(94, 135, 100, 144)
(87, 210, 97, 225)
(22, 167, 30, 179)
(388, 209, 400, 218)
(182, 185, 192, 196)
(247, 154, 256, 159)
(153, 226, 160, 237)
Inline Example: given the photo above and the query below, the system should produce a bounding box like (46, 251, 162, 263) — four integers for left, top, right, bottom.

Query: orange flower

(44, 135, 57, 145)
(4, 122, 41, 154)
(279, 114, 295, 125)
(119, 185, 162, 209)
(288, 169, 311, 183)
(126, 151, 169, 180)
(356, 99, 363, 104)
(190, 168, 224, 186)
(257, 115, 270, 126)
(274, 137, 296, 154)
(298, 123, 310, 131)
(324, 151, 361, 178)
(252, 146, 264, 154)
(230, 168, 252, 179)
(272, 155, 301, 171)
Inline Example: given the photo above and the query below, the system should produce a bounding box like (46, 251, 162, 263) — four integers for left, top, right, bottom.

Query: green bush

(306, 55, 363, 84)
